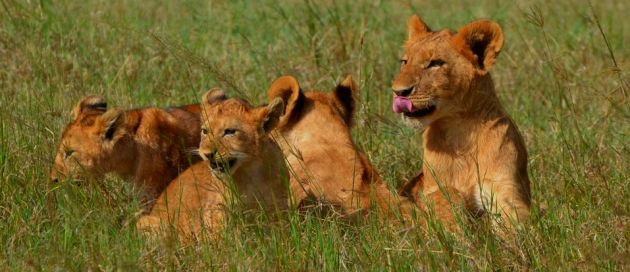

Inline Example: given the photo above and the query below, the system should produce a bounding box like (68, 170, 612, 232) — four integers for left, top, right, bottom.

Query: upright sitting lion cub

(392, 15, 531, 230)
(136, 89, 288, 240)
(50, 96, 201, 203)
(267, 75, 402, 218)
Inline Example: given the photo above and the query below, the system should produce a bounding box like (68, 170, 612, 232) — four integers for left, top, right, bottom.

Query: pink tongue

(392, 96, 413, 113)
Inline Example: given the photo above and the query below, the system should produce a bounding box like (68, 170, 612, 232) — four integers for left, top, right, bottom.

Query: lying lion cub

(392, 15, 531, 231)
(267, 75, 403, 218)
(50, 96, 201, 203)
(136, 89, 288, 240)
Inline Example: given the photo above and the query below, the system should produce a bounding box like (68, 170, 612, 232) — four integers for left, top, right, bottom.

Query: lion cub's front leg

(399, 172, 465, 232)
(136, 215, 161, 234)
(477, 180, 530, 234)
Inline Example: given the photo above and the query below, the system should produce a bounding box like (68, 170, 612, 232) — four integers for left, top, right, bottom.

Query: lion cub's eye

(223, 128, 237, 137)
(400, 59, 408, 65)
(427, 59, 445, 68)
(64, 149, 74, 159)
(201, 127, 209, 135)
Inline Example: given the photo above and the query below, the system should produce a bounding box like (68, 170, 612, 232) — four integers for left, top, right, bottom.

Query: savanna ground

(1, 0, 629, 270)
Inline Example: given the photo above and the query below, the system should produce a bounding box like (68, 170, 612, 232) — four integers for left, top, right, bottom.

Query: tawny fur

(50, 96, 201, 204)
(136, 90, 288, 241)
(267, 75, 406, 219)
(393, 15, 531, 231)
(399, 172, 466, 230)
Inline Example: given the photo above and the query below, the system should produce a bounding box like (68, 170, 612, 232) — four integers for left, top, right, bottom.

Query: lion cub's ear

(331, 75, 358, 127)
(407, 15, 431, 42)
(452, 19, 504, 74)
(99, 108, 125, 141)
(259, 97, 285, 134)
(72, 95, 107, 119)
(267, 75, 303, 128)
(202, 88, 228, 105)
(399, 172, 424, 202)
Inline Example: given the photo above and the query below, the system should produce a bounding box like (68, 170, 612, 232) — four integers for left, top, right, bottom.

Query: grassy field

(1, 0, 629, 270)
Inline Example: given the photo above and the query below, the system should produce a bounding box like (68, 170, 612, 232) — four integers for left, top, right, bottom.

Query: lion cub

(392, 15, 531, 231)
(136, 89, 288, 240)
(267, 75, 403, 219)
(50, 96, 201, 203)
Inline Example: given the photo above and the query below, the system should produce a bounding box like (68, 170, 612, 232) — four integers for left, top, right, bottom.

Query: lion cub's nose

(393, 87, 413, 97)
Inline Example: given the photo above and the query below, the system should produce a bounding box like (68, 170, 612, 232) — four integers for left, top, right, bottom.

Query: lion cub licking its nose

(393, 15, 531, 233)
(136, 89, 288, 241)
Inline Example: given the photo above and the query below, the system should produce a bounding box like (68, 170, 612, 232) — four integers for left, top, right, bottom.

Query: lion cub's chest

(422, 125, 487, 193)
(422, 119, 514, 195)
(423, 150, 478, 189)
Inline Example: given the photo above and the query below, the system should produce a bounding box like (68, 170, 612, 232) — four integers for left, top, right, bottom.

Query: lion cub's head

(198, 89, 284, 177)
(391, 15, 504, 127)
(51, 96, 132, 183)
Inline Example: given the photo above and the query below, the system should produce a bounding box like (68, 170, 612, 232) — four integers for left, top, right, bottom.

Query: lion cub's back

(166, 104, 201, 138)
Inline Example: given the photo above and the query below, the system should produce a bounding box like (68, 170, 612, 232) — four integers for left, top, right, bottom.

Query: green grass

(1, 0, 629, 270)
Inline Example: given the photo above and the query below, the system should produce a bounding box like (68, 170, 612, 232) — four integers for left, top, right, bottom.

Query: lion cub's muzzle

(204, 151, 238, 174)
(392, 88, 437, 118)
(50, 168, 90, 184)
(402, 100, 437, 118)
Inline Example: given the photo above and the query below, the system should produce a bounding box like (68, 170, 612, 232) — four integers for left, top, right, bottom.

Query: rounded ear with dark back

(451, 19, 504, 73)
(399, 172, 424, 203)
(266, 75, 303, 128)
(407, 15, 431, 43)
(72, 95, 107, 120)
(260, 97, 285, 134)
(99, 108, 124, 141)
(201, 88, 227, 105)
(331, 75, 358, 127)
